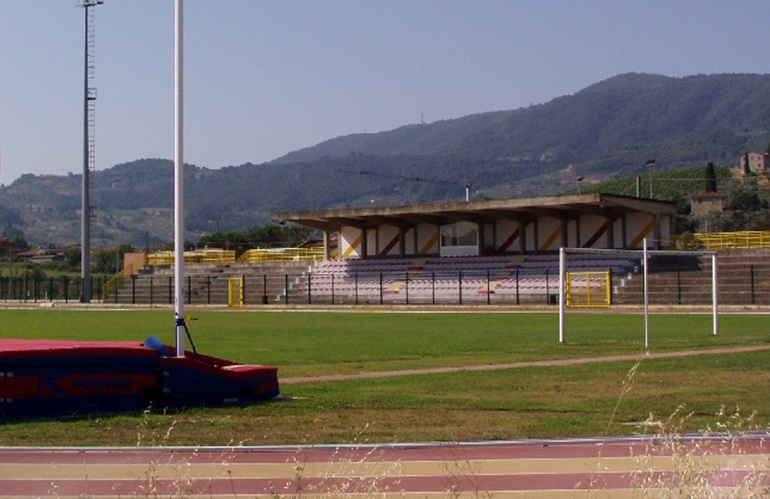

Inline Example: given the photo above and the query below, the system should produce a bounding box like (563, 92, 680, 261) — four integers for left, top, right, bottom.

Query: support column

(621, 214, 628, 249)
(491, 220, 498, 255)
(477, 223, 485, 256)
(653, 214, 662, 249)
(560, 219, 569, 248)
(323, 231, 331, 260)
(574, 217, 581, 248)
(606, 215, 615, 249)
(360, 228, 368, 260)
(667, 214, 676, 243)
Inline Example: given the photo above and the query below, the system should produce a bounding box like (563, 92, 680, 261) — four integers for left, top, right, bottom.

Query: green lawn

(0, 308, 767, 446)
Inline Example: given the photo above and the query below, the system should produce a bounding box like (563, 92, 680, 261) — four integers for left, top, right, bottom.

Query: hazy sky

(1, 1, 769, 184)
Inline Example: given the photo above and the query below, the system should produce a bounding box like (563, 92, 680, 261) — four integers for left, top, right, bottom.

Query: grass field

(0, 308, 767, 446)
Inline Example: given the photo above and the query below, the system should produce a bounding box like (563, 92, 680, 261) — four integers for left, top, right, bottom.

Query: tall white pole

(558, 247, 566, 343)
(643, 238, 649, 349)
(174, 0, 185, 357)
(712, 254, 719, 336)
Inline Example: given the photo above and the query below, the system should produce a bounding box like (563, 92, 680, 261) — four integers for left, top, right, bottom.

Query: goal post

(558, 240, 718, 348)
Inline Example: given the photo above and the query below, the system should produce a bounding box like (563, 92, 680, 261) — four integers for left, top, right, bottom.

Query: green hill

(274, 73, 770, 171)
(1, 73, 769, 247)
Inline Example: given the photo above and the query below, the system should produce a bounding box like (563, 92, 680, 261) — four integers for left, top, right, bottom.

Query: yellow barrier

(147, 249, 236, 265)
(102, 252, 148, 300)
(228, 277, 244, 308)
(674, 231, 770, 250)
(565, 270, 611, 308)
(237, 247, 325, 263)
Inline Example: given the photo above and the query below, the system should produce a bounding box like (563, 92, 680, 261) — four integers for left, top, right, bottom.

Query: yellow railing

(237, 247, 325, 263)
(674, 231, 770, 250)
(565, 270, 611, 308)
(147, 249, 237, 265)
(102, 252, 148, 300)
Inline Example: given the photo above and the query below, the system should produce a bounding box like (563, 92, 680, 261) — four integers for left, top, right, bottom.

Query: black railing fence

(0, 275, 107, 303)
(298, 269, 555, 306)
(3, 263, 766, 307)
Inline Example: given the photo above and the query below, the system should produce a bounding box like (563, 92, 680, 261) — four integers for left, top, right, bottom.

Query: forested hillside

(1, 73, 769, 247)
(274, 73, 770, 171)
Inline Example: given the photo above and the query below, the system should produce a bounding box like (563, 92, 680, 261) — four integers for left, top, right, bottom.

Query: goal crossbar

(558, 241, 719, 348)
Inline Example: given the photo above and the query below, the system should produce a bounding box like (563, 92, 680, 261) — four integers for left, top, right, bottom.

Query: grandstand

(103, 247, 770, 307)
(97, 190, 770, 308)
(108, 253, 636, 306)
(301, 254, 636, 305)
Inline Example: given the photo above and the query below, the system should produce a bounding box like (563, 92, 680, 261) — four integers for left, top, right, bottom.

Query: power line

(345, 169, 480, 202)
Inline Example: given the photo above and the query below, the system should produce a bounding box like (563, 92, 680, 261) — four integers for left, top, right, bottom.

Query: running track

(0, 437, 768, 498)
(1, 347, 768, 498)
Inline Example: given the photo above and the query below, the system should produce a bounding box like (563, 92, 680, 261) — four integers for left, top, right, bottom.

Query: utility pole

(645, 158, 656, 199)
(78, 0, 104, 303)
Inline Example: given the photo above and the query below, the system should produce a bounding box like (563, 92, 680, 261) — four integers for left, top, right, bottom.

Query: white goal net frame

(558, 239, 718, 348)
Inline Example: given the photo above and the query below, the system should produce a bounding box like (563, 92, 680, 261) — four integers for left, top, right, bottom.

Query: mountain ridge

(2, 72, 769, 247)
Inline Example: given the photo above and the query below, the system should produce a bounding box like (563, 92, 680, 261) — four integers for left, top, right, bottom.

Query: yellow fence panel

(696, 231, 770, 250)
(102, 252, 148, 300)
(147, 249, 236, 265)
(565, 270, 611, 308)
(228, 277, 244, 308)
(237, 247, 325, 263)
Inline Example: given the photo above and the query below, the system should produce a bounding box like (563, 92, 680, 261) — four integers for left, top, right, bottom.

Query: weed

(268, 423, 403, 498)
(631, 405, 770, 498)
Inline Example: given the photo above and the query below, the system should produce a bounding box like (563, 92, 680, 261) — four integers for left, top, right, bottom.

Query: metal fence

(148, 249, 237, 265)
(0, 275, 108, 303)
(98, 264, 768, 306)
(673, 231, 770, 250)
(237, 247, 325, 263)
(5, 263, 768, 307)
(86, 269, 566, 306)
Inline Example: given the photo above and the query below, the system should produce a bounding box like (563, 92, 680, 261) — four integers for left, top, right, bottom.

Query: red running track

(0, 435, 768, 498)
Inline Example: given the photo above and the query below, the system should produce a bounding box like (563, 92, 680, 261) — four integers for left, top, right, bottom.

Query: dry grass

(630, 406, 770, 498)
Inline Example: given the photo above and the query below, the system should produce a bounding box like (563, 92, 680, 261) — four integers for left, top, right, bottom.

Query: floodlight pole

(79, 0, 103, 303)
(174, 0, 185, 357)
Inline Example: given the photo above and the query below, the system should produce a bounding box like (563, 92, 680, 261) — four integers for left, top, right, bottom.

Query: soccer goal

(558, 239, 719, 348)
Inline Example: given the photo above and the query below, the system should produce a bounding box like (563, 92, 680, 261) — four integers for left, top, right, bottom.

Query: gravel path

(281, 345, 770, 384)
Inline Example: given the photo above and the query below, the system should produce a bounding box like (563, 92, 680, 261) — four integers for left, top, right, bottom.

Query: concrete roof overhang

(272, 193, 677, 232)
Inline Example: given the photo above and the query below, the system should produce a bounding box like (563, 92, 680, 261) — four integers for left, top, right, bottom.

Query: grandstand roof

(273, 193, 677, 231)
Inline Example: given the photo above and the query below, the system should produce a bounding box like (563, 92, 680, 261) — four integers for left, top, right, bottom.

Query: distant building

(16, 248, 63, 263)
(740, 152, 770, 174)
(690, 191, 724, 218)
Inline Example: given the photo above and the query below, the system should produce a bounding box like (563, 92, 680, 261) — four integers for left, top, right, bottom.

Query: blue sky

(1, 1, 769, 184)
